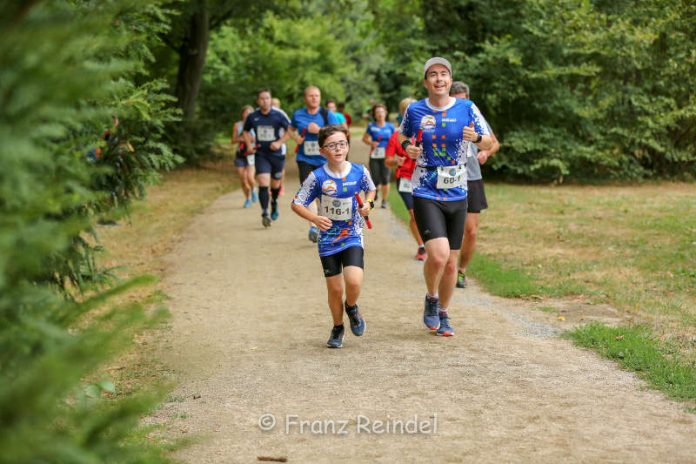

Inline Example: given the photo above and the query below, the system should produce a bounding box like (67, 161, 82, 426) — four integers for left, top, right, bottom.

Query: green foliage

(423, 0, 696, 181)
(1, 1, 177, 461)
(200, 1, 382, 131)
(566, 323, 696, 401)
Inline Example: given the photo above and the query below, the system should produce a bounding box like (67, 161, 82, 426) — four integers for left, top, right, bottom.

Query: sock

(438, 308, 449, 318)
(426, 293, 438, 301)
(259, 186, 270, 211)
(271, 187, 280, 203)
(345, 302, 357, 311)
(334, 323, 344, 328)
(418, 245, 425, 251)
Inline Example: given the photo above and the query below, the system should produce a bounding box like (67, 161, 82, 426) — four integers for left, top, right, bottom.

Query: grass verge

(565, 323, 696, 404)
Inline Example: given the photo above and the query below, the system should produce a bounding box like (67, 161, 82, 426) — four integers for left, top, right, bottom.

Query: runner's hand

(313, 215, 332, 231)
(307, 122, 321, 134)
(270, 140, 281, 151)
(372, 141, 379, 149)
(405, 143, 422, 160)
(477, 150, 491, 164)
(359, 204, 371, 217)
(296, 136, 305, 146)
(463, 122, 479, 142)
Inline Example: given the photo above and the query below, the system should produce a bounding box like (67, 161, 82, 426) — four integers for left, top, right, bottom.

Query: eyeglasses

(323, 140, 349, 151)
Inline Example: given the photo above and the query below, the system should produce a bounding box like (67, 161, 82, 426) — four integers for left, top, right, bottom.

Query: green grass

(566, 323, 696, 403)
(386, 182, 581, 298)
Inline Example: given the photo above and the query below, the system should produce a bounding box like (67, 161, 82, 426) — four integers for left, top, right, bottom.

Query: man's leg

(423, 237, 450, 296)
(439, 249, 460, 310)
(458, 213, 479, 273)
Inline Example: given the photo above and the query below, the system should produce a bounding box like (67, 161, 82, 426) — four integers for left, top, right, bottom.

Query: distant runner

(362, 103, 395, 209)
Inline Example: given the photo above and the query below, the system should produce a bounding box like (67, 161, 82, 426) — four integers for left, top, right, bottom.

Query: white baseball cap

(423, 57, 452, 78)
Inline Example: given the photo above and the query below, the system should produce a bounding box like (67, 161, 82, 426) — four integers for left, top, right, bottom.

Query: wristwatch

(474, 133, 482, 144)
(368, 200, 375, 210)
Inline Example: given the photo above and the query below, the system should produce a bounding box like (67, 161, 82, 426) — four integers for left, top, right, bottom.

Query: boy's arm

(291, 203, 332, 230)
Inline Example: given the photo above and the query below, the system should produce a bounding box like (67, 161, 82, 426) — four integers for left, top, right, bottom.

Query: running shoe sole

(262, 215, 271, 228)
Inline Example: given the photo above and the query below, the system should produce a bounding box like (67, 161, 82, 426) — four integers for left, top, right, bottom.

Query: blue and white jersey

(365, 122, 395, 159)
(243, 108, 290, 157)
(399, 98, 490, 201)
(291, 108, 340, 166)
(293, 162, 376, 257)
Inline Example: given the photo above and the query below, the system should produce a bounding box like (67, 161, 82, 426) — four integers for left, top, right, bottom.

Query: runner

(385, 97, 426, 260)
(272, 97, 290, 196)
(291, 125, 376, 348)
(398, 57, 493, 337)
(231, 105, 256, 208)
(289, 85, 340, 242)
(327, 99, 348, 129)
(450, 82, 500, 288)
(337, 102, 352, 127)
(242, 88, 291, 227)
(362, 103, 395, 209)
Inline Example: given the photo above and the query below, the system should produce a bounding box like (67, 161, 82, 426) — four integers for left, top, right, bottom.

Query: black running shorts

(320, 246, 364, 277)
(255, 152, 285, 180)
(467, 179, 488, 213)
(369, 158, 391, 186)
(413, 197, 468, 250)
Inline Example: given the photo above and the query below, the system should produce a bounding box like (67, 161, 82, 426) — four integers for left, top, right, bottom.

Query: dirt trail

(149, 142, 696, 463)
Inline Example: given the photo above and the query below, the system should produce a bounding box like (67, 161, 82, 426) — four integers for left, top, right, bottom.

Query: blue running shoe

(271, 201, 279, 221)
(437, 315, 455, 337)
(423, 295, 440, 331)
(251, 189, 258, 202)
(345, 304, 365, 336)
(243, 198, 252, 208)
(327, 324, 345, 348)
(308, 225, 319, 243)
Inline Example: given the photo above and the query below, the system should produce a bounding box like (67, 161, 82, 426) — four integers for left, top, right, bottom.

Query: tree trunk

(175, 0, 210, 121)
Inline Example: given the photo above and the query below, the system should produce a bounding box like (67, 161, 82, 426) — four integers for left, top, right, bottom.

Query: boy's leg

(342, 248, 366, 336)
(325, 274, 345, 326)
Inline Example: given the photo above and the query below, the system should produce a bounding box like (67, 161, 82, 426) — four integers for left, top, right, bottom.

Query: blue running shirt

(365, 122, 395, 159)
(399, 98, 490, 201)
(293, 162, 376, 257)
(291, 108, 340, 166)
(243, 108, 290, 157)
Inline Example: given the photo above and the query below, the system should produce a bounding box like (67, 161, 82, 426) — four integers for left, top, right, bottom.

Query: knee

(427, 248, 449, 269)
(327, 282, 343, 298)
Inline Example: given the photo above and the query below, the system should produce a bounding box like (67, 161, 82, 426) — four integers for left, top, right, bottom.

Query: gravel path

(148, 143, 696, 463)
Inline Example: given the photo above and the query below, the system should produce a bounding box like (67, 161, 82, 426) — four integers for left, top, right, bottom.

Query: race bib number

(257, 125, 275, 142)
(371, 147, 386, 159)
(304, 140, 320, 156)
(436, 165, 466, 189)
(246, 154, 255, 166)
(398, 178, 413, 193)
(321, 195, 352, 221)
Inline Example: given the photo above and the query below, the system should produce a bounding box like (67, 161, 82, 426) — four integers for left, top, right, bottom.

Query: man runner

(243, 88, 291, 227)
(398, 57, 493, 337)
(289, 85, 340, 242)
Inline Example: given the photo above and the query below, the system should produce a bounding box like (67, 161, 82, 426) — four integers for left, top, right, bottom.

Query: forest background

(1, 0, 693, 461)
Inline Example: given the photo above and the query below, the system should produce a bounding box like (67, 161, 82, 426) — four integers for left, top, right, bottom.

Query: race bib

(257, 125, 275, 142)
(246, 154, 255, 166)
(321, 195, 352, 221)
(371, 147, 386, 159)
(304, 140, 320, 156)
(436, 165, 466, 189)
(398, 178, 413, 193)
